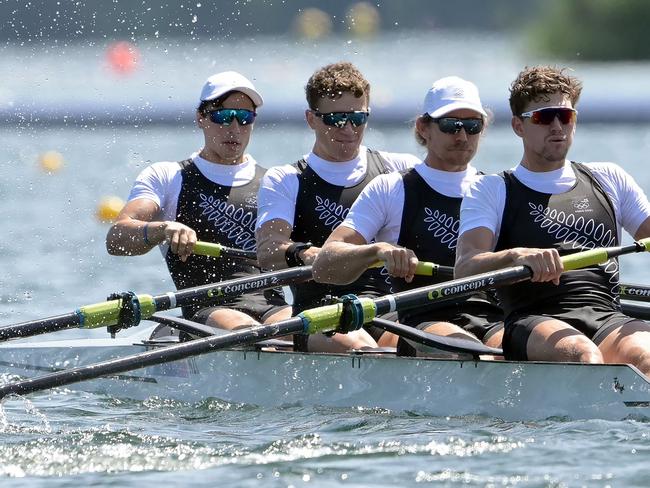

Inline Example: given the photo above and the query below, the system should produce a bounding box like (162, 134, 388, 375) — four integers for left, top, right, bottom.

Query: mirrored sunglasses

(313, 110, 370, 128)
(434, 117, 484, 135)
(520, 107, 577, 125)
(208, 109, 256, 126)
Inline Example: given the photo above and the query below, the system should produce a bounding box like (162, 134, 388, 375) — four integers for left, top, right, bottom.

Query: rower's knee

(207, 309, 258, 330)
(307, 330, 377, 352)
(618, 345, 650, 376)
(566, 337, 603, 364)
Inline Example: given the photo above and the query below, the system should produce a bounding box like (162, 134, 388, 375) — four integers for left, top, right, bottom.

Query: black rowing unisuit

(390, 168, 501, 336)
(495, 162, 619, 318)
(165, 158, 264, 317)
(290, 148, 391, 312)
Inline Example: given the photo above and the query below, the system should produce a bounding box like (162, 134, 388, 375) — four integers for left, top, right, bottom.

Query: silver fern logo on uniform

(572, 197, 591, 212)
(528, 201, 619, 295)
(198, 193, 257, 251)
(423, 207, 460, 249)
(314, 195, 349, 230)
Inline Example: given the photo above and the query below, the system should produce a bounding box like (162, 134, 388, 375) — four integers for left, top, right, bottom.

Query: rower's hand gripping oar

(2, 238, 644, 343)
(3, 239, 649, 400)
(194, 240, 456, 279)
(192, 241, 257, 261)
(158, 239, 650, 290)
(368, 260, 454, 279)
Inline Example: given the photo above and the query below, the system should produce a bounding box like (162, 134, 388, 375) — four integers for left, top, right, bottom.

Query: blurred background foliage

(529, 0, 650, 61)
(1, 0, 649, 61)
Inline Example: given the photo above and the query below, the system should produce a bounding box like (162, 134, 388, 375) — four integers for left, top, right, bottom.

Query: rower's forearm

(313, 242, 379, 284)
(454, 249, 517, 278)
(256, 239, 291, 270)
(106, 220, 166, 255)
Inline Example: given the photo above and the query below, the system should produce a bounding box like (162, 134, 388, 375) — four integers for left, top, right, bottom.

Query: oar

(195, 240, 455, 278)
(2, 238, 648, 399)
(620, 301, 650, 320)
(0, 266, 313, 342)
(371, 318, 500, 357)
(620, 283, 650, 303)
(369, 260, 454, 278)
(193, 241, 257, 260)
(0, 254, 452, 343)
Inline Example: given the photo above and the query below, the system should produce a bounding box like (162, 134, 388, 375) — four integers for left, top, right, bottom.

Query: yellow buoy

(294, 8, 332, 39)
(96, 196, 125, 223)
(38, 150, 65, 173)
(346, 2, 380, 37)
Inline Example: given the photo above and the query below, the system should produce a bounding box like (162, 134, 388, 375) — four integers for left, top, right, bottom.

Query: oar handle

(369, 260, 454, 278)
(561, 248, 611, 271)
(562, 238, 650, 271)
(193, 241, 257, 260)
(193, 241, 224, 257)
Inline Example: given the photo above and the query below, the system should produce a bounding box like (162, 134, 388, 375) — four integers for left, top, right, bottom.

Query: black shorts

(395, 315, 504, 357)
(394, 300, 503, 357)
(399, 299, 504, 341)
(503, 305, 640, 361)
(192, 287, 289, 325)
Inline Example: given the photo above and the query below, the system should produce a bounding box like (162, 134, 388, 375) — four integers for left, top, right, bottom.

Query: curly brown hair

(509, 66, 583, 116)
(305, 62, 370, 110)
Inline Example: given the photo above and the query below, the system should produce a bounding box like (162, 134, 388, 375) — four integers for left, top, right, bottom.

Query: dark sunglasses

(313, 110, 370, 128)
(520, 106, 577, 125)
(433, 117, 484, 135)
(208, 109, 256, 126)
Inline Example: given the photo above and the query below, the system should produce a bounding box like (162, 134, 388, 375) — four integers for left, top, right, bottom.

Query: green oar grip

(561, 249, 609, 271)
(77, 294, 156, 328)
(300, 297, 376, 335)
(414, 262, 437, 276)
(369, 260, 438, 276)
(639, 237, 650, 252)
(193, 241, 223, 258)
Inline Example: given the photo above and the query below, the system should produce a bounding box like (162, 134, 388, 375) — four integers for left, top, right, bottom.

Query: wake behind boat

(1, 322, 649, 421)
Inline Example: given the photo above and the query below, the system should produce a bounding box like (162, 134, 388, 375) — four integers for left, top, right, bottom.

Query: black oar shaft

(149, 313, 216, 337)
(0, 266, 313, 342)
(373, 265, 531, 316)
(0, 318, 305, 399)
(621, 301, 650, 320)
(372, 318, 502, 356)
(3, 238, 649, 399)
(163, 266, 312, 310)
(620, 284, 650, 303)
(0, 312, 82, 340)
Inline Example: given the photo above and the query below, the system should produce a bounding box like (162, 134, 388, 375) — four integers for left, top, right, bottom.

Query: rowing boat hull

(1, 326, 649, 421)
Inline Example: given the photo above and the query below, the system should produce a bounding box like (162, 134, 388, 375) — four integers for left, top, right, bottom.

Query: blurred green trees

(530, 0, 650, 60)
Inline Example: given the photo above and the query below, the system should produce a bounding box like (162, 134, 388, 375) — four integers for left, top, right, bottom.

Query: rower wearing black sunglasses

(456, 65, 650, 376)
(312, 76, 504, 356)
(107, 71, 291, 333)
(256, 61, 419, 353)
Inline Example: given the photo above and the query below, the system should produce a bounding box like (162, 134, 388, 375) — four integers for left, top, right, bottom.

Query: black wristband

(285, 242, 312, 267)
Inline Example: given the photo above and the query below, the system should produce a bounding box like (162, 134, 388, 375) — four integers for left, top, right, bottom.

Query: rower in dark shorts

(107, 71, 290, 330)
(255, 62, 419, 352)
(455, 65, 650, 375)
(313, 76, 503, 355)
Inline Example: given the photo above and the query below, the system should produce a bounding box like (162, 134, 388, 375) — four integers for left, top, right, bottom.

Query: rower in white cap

(107, 71, 291, 331)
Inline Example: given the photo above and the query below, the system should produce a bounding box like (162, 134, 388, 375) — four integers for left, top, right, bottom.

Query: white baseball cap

(199, 71, 263, 108)
(422, 76, 486, 118)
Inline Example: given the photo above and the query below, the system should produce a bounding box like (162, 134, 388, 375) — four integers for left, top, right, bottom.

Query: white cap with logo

(422, 76, 486, 118)
(199, 71, 264, 108)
